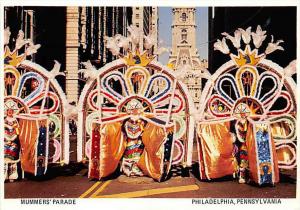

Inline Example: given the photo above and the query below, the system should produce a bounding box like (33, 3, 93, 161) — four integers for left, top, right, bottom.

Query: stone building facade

(66, 7, 134, 103)
(168, 7, 204, 110)
(67, 7, 158, 103)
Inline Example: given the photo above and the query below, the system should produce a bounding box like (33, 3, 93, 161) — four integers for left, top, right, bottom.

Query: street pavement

(4, 163, 296, 198)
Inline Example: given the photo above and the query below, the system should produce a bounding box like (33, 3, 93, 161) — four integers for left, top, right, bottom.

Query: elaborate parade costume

(121, 118, 145, 177)
(88, 98, 175, 181)
(4, 29, 70, 180)
(197, 26, 296, 185)
(78, 25, 195, 181)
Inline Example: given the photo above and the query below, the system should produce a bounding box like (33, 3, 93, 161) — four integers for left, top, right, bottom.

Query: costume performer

(4, 108, 20, 182)
(121, 118, 145, 177)
(89, 98, 174, 181)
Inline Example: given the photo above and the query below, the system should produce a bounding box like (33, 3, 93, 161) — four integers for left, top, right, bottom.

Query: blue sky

(158, 7, 208, 64)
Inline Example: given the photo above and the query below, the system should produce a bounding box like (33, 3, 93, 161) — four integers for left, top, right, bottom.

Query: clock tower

(169, 7, 203, 110)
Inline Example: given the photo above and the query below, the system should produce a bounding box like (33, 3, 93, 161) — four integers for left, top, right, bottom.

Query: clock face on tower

(181, 13, 187, 22)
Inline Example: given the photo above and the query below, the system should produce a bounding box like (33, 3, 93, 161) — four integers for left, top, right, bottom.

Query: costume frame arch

(77, 59, 196, 168)
(196, 26, 297, 185)
(4, 31, 70, 180)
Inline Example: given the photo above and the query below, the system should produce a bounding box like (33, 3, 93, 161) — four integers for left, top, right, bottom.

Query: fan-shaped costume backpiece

(77, 29, 195, 181)
(197, 26, 296, 185)
(4, 29, 70, 180)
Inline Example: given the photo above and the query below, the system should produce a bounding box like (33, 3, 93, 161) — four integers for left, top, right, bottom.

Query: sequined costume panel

(120, 119, 146, 176)
(36, 120, 48, 176)
(246, 122, 279, 185)
(89, 121, 126, 179)
(121, 138, 144, 177)
(4, 117, 20, 161)
(4, 117, 20, 180)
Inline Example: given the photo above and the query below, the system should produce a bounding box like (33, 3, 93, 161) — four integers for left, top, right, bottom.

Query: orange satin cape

(18, 117, 48, 175)
(89, 120, 174, 181)
(197, 121, 237, 180)
(197, 121, 279, 184)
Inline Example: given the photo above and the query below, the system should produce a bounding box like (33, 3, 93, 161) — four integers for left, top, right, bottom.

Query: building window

(136, 23, 139, 28)
(181, 13, 187, 22)
(181, 29, 187, 41)
(136, 13, 140, 19)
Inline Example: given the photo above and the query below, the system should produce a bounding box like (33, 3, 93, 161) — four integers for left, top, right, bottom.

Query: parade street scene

(2, 5, 297, 203)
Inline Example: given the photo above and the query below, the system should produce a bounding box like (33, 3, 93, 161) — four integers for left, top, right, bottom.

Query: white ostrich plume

(105, 36, 120, 56)
(144, 31, 156, 50)
(214, 38, 230, 54)
(127, 25, 142, 46)
(238, 26, 252, 44)
(251, 25, 267, 49)
(25, 40, 41, 56)
(265, 35, 284, 55)
(4, 27, 11, 45)
(79, 60, 99, 80)
(15, 30, 30, 50)
(221, 29, 241, 49)
(114, 34, 130, 52)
